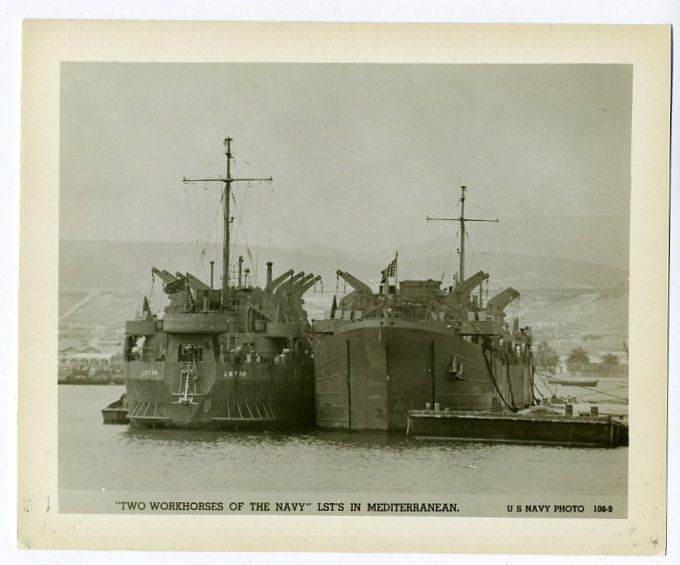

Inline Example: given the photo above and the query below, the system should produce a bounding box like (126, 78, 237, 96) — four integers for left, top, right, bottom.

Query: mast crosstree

(183, 137, 273, 308)
(427, 185, 498, 284)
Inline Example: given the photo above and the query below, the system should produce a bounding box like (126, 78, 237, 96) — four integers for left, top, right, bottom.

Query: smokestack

(266, 261, 273, 288)
(210, 261, 215, 289)
(238, 256, 244, 288)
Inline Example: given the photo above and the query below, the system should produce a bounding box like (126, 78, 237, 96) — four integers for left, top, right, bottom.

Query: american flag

(381, 255, 398, 281)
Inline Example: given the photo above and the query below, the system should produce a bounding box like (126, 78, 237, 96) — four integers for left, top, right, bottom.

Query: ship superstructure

(122, 138, 316, 429)
(313, 186, 535, 431)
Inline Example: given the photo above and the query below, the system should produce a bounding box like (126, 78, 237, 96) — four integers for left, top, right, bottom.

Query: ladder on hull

(172, 362, 203, 405)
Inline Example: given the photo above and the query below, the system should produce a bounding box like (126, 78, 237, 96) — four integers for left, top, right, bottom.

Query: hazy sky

(60, 63, 632, 259)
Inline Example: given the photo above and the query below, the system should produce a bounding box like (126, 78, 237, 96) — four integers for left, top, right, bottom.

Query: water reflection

(123, 426, 482, 453)
(123, 425, 618, 454)
(60, 385, 628, 494)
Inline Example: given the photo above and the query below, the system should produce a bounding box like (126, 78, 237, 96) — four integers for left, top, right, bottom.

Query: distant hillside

(59, 240, 628, 361)
(351, 213, 629, 271)
(59, 240, 379, 291)
(59, 284, 628, 364)
(437, 213, 627, 269)
(511, 288, 628, 358)
(59, 239, 628, 292)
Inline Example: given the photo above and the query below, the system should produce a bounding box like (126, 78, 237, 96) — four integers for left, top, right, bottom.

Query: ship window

(178, 344, 203, 362)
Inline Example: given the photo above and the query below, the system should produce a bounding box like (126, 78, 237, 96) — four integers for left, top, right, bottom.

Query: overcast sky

(60, 63, 632, 260)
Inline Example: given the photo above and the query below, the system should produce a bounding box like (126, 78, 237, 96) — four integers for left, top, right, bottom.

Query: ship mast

(183, 138, 273, 308)
(459, 186, 466, 281)
(427, 185, 498, 285)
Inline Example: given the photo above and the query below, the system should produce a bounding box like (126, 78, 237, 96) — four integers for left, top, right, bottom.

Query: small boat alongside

(545, 375, 599, 387)
(101, 393, 129, 424)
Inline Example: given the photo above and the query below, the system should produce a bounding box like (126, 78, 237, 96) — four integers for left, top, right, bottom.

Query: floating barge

(406, 408, 628, 447)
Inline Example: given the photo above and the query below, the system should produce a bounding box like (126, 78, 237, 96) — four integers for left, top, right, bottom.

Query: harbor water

(59, 385, 627, 495)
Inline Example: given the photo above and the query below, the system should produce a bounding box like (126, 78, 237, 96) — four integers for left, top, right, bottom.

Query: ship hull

(124, 356, 315, 430)
(315, 320, 534, 432)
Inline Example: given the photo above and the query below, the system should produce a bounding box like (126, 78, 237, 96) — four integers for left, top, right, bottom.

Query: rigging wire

(440, 230, 459, 283)
(230, 187, 258, 287)
(183, 185, 202, 280)
(482, 350, 518, 412)
(181, 150, 273, 288)
(465, 230, 474, 273)
(194, 186, 222, 283)
(254, 187, 264, 282)
(180, 178, 227, 284)
(254, 181, 273, 284)
(229, 190, 241, 285)
(181, 145, 257, 286)
(184, 148, 224, 181)
(487, 220, 500, 288)
(233, 152, 270, 286)
(148, 271, 156, 313)
(229, 151, 274, 288)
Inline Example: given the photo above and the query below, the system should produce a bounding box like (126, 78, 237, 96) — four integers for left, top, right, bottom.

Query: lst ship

(121, 138, 316, 429)
(313, 185, 535, 431)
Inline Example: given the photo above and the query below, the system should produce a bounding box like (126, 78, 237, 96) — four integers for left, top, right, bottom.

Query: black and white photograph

(58, 61, 632, 502)
(16, 21, 670, 554)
